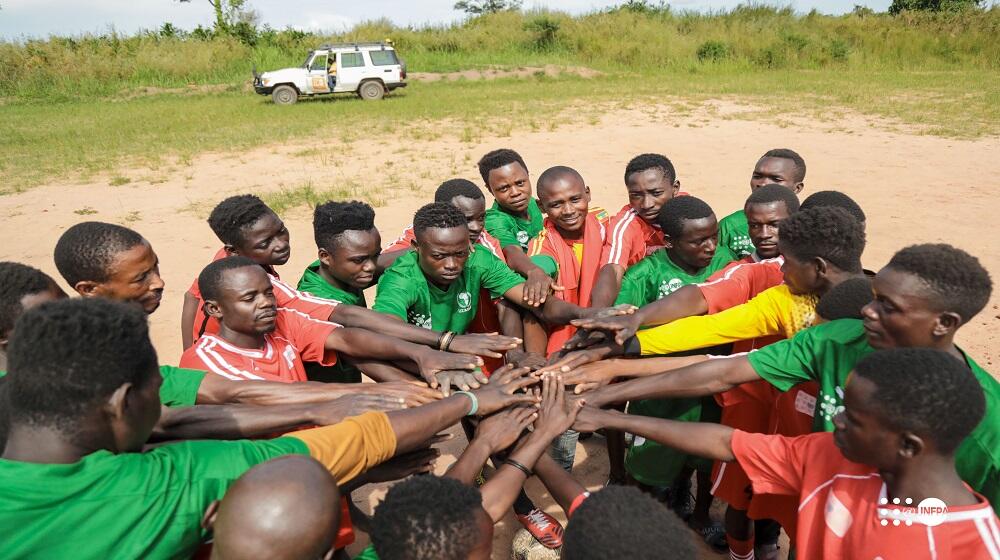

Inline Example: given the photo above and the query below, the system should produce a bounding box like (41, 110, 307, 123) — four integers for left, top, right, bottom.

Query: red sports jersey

(732, 430, 1000, 559)
(180, 307, 339, 383)
(384, 226, 507, 264)
(187, 248, 339, 342)
(600, 205, 666, 268)
(698, 257, 785, 314)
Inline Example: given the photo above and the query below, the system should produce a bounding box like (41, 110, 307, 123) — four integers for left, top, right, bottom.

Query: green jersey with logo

(296, 260, 366, 383)
(1, 366, 202, 408)
(615, 247, 737, 308)
(718, 209, 754, 259)
(484, 198, 544, 251)
(372, 247, 524, 334)
(749, 318, 1000, 513)
(614, 247, 734, 486)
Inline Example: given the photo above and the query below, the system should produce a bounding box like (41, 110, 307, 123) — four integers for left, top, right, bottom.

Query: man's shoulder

(720, 209, 747, 225)
(623, 250, 668, 277)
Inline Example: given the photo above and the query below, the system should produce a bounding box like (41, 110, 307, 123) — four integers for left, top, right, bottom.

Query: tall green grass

(2, 6, 998, 100)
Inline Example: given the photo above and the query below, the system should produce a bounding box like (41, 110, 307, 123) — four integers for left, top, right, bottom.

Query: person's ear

(105, 382, 133, 423)
(204, 299, 223, 320)
(584, 185, 591, 202)
(813, 257, 829, 279)
(672, 179, 681, 195)
(663, 234, 674, 250)
(932, 312, 962, 338)
(318, 247, 333, 268)
(223, 244, 240, 257)
(73, 280, 101, 298)
(899, 432, 925, 459)
(201, 500, 221, 531)
(793, 182, 805, 194)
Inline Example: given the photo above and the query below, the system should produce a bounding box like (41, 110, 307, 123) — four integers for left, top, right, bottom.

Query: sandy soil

(2, 100, 998, 558)
(409, 65, 602, 82)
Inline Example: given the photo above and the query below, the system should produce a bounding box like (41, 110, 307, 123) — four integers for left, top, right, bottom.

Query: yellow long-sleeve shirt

(636, 284, 818, 356)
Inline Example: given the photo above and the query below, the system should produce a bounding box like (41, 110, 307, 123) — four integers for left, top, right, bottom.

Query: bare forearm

(496, 299, 524, 340)
(351, 358, 423, 383)
(480, 431, 553, 522)
(504, 246, 543, 277)
(444, 438, 493, 485)
(387, 395, 471, 454)
(330, 305, 439, 347)
(589, 264, 623, 309)
(332, 327, 428, 364)
(633, 284, 709, 327)
(196, 374, 355, 406)
(604, 355, 710, 379)
(588, 356, 759, 406)
(594, 409, 735, 461)
(539, 297, 587, 325)
(150, 403, 317, 441)
(534, 453, 586, 514)
(522, 310, 549, 354)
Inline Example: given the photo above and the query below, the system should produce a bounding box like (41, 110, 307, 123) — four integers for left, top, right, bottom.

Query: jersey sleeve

(485, 211, 520, 249)
(287, 411, 397, 484)
(635, 288, 784, 356)
(614, 263, 650, 307)
(478, 249, 527, 299)
(746, 326, 823, 392)
(158, 365, 206, 407)
(601, 215, 641, 267)
(700, 264, 756, 313)
(278, 309, 340, 367)
(372, 267, 418, 321)
(383, 226, 415, 253)
(730, 430, 807, 496)
(270, 277, 338, 320)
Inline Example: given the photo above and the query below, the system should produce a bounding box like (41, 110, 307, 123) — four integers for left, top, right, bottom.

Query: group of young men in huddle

(0, 146, 997, 560)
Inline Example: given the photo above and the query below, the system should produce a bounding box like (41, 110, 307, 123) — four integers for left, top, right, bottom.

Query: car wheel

(359, 81, 385, 101)
(272, 85, 298, 105)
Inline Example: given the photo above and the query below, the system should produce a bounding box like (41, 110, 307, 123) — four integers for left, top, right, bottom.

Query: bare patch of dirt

(410, 64, 603, 82)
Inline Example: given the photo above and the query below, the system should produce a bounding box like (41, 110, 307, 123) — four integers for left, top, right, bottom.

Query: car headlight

(262, 79, 271, 86)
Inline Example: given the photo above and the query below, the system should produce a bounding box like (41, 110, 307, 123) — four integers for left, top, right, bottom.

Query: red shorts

(710, 381, 778, 510)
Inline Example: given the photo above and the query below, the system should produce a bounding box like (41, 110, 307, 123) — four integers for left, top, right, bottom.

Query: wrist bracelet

(504, 458, 534, 478)
(436, 331, 447, 350)
(454, 390, 478, 416)
(443, 331, 456, 351)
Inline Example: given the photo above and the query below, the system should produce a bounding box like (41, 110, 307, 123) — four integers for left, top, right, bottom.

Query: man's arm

(582, 355, 761, 408)
(197, 374, 367, 406)
(589, 263, 625, 309)
(376, 248, 410, 273)
(559, 355, 710, 393)
(570, 284, 709, 345)
(574, 406, 735, 461)
(534, 453, 587, 514)
(444, 406, 537, 485)
(181, 292, 200, 351)
(503, 245, 557, 307)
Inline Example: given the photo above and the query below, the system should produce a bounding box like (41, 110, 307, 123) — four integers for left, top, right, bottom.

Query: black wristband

(623, 335, 642, 356)
(504, 458, 534, 478)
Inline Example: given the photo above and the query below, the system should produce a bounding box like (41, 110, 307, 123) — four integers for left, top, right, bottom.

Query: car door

(334, 51, 366, 93)
(307, 52, 330, 94)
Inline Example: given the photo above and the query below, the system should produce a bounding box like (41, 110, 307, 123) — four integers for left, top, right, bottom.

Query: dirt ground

(2, 100, 998, 559)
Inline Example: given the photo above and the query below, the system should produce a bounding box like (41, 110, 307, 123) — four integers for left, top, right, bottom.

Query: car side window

(341, 52, 365, 68)
(309, 54, 327, 71)
(369, 50, 398, 66)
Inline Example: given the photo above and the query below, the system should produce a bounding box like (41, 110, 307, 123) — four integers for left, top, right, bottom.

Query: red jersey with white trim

(600, 205, 667, 268)
(180, 307, 339, 383)
(187, 248, 339, 342)
(384, 226, 507, 264)
(732, 430, 1000, 560)
(699, 256, 785, 315)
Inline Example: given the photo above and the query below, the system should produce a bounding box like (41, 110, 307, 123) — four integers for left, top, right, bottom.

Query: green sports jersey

(615, 247, 737, 308)
(749, 318, 1000, 513)
(0, 437, 308, 559)
(484, 199, 544, 251)
(297, 261, 366, 383)
(297, 260, 367, 307)
(354, 545, 380, 560)
(718, 209, 754, 259)
(372, 246, 524, 334)
(2, 366, 202, 408)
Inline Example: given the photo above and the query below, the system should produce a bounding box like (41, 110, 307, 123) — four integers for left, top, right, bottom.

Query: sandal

(687, 519, 728, 554)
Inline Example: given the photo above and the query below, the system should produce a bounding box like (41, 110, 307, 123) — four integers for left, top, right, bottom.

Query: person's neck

(318, 265, 354, 294)
(556, 224, 585, 241)
(881, 455, 980, 508)
(666, 250, 704, 275)
(815, 267, 866, 298)
(2, 425, 96, 464)
(503, 203, 529, 220)
(217, 324, 267, 350)
(929, 338, 965, 362)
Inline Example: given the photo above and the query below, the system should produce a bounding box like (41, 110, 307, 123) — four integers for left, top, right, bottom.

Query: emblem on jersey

(818, 386, 845, 422)
(408, 312, 433, 330)
(457, 291, 472, 313)
(516, 230, 530, 245)
(657, 278, 685, 299)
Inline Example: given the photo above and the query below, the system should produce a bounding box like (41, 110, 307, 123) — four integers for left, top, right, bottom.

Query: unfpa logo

(877, 497, 948, 527)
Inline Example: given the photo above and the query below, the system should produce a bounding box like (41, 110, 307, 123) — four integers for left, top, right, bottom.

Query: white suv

(253, 42, 406, 105)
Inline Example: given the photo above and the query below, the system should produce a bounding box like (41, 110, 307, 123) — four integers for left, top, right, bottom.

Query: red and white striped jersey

(600, 205, 667, 268)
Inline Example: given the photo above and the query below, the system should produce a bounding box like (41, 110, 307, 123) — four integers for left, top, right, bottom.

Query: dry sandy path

(2, 100, 998, 558)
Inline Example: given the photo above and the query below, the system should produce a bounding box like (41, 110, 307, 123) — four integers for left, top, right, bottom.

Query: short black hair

(54, 221, 146, 286)
(434, 179, 485, 203)
(886, 244, 993, 324)
(207, 194, 275, 246)
(780, 207, 865, 273)
(656, 195, 715, 239)
(800, 191, 866, 224)
(854, 348, 985, 455)
(0, 262, 56, 335)
(537, 165, 585, 198)
(624, 153, 677, 184)
(477, 148, 528, 185)
(816, 277, 873, 321)
(6, 298, 158, 436)
(760, 148, 806, 183)
(563, 486, 696, 560)
(313, 200, 376, 251)
(198, 256, 260, 302)
(746, 183, 801, 213)
(371, 476, 482, 560)
(412, 202, 468, 239)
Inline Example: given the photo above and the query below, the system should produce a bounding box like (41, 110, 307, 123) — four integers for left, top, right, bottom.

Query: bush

(525, 15, 561, 50)
(696, 40, 731, 62)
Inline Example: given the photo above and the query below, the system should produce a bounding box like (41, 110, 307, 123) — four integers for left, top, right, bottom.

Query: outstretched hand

(414, 348, 484, 388)
(571, 404, 616, 433)
(362, 447, 440, 484)
(433, 369, 491, 397)
(535, 344, 617, 377)
(569, 313, 641, 346)
(369, 380, 443, 407)
(475, 406, 538, 453)
(310, 393, 407, 426)
(471, 365, 540, 416)
(533, 374, 584, 438)
(450, 332, 522, 358)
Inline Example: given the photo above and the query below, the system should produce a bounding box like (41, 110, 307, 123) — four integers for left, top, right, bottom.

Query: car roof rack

(317, 41, 392, 51)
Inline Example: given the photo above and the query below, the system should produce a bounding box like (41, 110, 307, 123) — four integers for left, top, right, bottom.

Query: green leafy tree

(176, 0, 258, 32)
(453, 0, 522, 15)
(888, 0, 983, 14)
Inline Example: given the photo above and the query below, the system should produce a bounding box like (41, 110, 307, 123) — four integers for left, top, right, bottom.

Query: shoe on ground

(516, 508, 564, 549)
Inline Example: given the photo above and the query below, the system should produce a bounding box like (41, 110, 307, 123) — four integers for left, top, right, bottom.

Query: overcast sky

(0, 1, 898, 40)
